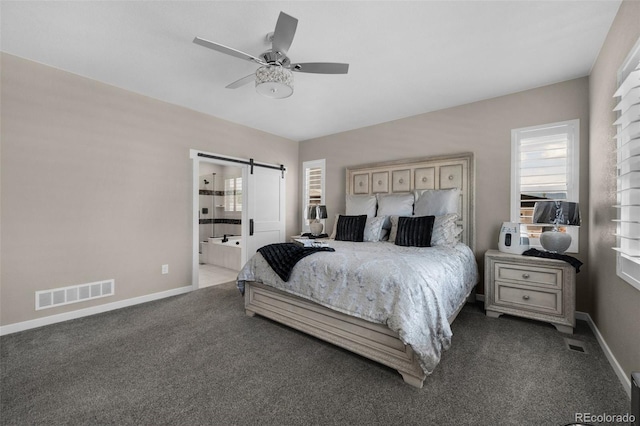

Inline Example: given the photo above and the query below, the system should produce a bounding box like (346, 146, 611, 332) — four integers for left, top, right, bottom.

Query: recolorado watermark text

(574, 412, 636, 424)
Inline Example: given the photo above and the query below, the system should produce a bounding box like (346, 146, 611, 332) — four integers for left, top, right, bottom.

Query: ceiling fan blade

(225, 73, 255, 89)
(193, 37, 265, 65)
(291, 62, 349, 74)
(272, 12, 298, 55)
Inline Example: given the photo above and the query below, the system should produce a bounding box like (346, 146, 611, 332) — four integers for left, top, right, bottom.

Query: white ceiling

(1, 1, 621, 142)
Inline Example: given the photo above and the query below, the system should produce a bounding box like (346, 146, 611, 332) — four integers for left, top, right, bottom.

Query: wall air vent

(35, 279, 115, 310)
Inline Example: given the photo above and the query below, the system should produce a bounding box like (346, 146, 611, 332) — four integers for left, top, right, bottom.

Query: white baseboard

(0, 285, 193, 336)
(575, 311, 632, 399)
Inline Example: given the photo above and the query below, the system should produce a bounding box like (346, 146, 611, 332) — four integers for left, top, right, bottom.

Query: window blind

(305, 166, 323, 218)
(224, 178, 233, 211)
(613, 60, 640, 263)
(519, 130, 569, 196)
(301, 159, 326, 233)
(224, 177, 242, 212)
(234, 178, 242, 212)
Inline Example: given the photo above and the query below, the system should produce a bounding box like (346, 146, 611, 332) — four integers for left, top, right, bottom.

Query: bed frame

(244, 153, 476, 388)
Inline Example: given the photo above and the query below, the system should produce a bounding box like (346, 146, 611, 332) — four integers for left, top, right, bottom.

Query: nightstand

(484, 249, 576, 334)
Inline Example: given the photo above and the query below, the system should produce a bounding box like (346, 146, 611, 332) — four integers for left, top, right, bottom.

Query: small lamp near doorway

(532, 201, 581, 254)
(308, 205, 328, 236)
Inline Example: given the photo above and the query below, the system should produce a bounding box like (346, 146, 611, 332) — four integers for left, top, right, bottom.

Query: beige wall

(589, 0, 640, 381)
(300, 77, 590, 303)
(0, 53, 298, 326)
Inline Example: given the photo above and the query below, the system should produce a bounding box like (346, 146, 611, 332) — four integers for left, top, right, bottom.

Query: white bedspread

(237, 241, 479, 375)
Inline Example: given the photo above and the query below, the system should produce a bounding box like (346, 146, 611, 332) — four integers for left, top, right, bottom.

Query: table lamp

(532, 201, 581, 254)
(308, 205, 328, 236)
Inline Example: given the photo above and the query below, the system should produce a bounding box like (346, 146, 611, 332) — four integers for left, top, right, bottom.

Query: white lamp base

(309, 221, 324, 236)
(539, 230, 572, 254)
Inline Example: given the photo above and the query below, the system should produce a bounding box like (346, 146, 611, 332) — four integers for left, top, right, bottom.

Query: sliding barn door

(245, 166, 286, 261)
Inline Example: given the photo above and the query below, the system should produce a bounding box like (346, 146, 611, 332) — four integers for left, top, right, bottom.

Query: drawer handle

(522, 295, 530, 300)
(522, 273, 530, 279)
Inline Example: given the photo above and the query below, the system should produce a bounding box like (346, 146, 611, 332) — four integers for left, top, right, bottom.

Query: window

(613, 37, 640, 291)
(302, 159, 325, 233)
(511, 120, 580, 252)
(224, 177, 242, 212)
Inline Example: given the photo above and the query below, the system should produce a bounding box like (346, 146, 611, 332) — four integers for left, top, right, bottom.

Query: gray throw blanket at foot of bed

(257, 243, 335, 282)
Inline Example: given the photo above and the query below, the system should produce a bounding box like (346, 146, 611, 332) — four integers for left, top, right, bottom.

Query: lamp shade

(307, 205, 328, 221)
(307, 205, 317, 220)
(532, 201, 581, 227)
(255, 65, 293, 99)
(316, 205, 328, 220)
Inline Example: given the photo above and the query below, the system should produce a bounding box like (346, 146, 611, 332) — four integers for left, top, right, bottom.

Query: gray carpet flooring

(1, 282, 630, 425)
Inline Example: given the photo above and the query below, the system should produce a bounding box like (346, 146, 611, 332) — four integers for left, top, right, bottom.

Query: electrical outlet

(161, 264, 169, 274)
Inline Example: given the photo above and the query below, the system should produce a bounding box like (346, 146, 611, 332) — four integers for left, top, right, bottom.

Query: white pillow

(430, 213, 463, 247)
(376, 193, 414, 228)
(414, 189, 459, 217)
(388, 213, 461, 246)
(346, 195, 377, 217)
(387, 216, 400, 242)
(363, 216, 387, 242)
(329, 214, 340, 239)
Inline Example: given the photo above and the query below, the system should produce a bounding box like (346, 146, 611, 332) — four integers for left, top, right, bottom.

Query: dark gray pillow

(395, 215, 435, 247)
(335, 215, 367, 242)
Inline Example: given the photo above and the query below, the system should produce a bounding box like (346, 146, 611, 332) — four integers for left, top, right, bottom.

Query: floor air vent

(36, 279, 115, 310)
(564, 338, 588, 354)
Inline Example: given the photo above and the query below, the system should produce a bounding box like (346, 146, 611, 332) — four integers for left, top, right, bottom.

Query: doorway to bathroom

(197, 160, 243, 288)
(190, 150, 286, 290)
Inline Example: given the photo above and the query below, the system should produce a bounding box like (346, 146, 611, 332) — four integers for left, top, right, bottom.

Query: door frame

(190, 149, 250, 290)
(190, 149, 286, 290)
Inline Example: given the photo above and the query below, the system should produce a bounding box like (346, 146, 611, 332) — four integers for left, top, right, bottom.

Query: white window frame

(614, 36, 640, 292)
(511, 119, 580, 253)
(301, 159, 326, 234)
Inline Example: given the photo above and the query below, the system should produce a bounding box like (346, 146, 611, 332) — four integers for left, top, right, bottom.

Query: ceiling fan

(193, 11, 349, 99)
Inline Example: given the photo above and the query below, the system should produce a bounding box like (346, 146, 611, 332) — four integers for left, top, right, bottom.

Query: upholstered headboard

(345, 152, 475, 253)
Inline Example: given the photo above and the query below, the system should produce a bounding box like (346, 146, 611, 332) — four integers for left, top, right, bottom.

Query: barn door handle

(250, 219, 254, 236)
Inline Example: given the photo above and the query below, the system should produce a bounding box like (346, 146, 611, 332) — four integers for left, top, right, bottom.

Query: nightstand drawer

(495, 281, 562, 315)
(495, 262, 562, 288)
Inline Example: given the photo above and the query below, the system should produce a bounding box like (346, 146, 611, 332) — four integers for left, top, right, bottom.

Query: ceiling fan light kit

(255, 65, 293, 99)
(194, 11, 348, 99)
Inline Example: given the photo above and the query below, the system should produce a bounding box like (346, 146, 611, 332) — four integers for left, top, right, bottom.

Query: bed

(237, 153, 478, 388)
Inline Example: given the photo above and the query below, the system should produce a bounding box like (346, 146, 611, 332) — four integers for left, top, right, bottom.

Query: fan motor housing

(260, 50, 290, 67)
